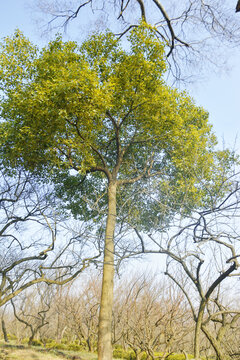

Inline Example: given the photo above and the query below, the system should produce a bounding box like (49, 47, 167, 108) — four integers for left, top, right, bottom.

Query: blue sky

(0, 0, 239, 151)
(190, 65, 240, 151)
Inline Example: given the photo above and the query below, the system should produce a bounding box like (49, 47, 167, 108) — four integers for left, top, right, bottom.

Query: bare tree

(10, 284, 53, 346)
(33, 0, 240, 81)
(60, 274, 101, 351)
(1, 305, 9, 343)
(200, 294, 240, 360)
(0, 169, 101, 308)
(113, 274, 193, 359)
(134, 177, 240, 360)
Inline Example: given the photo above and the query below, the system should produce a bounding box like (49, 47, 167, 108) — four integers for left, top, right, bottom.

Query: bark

(28, 332, 35, 346)
(194, 300, 206, 360)
(194, 263, 237, 359)
(1, 319, 9, 343)
(201, 324, 231, 360)
(135, 349, 142, 360)
(98, 181, 117, 360)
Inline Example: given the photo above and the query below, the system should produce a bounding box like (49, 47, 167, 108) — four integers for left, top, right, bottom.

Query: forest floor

(0, 342, 98, 360)
(0, 342, 209, 360)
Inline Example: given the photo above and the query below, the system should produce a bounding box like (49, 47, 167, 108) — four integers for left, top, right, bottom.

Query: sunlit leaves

(0, 24, 234, 226)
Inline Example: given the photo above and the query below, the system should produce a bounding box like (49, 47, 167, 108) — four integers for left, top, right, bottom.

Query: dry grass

(0, 347, 64, 360)
(0, 343, 98, 360)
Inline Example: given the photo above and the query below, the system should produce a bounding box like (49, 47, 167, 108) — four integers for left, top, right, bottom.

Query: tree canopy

(0, 24, 234, 360)
(0, 25, 224, 216)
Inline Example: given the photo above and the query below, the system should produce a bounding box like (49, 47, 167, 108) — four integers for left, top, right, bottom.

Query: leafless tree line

(0, 164, 240, 359)
(1, 271, 239, 360)
(129, 171, 240, 359)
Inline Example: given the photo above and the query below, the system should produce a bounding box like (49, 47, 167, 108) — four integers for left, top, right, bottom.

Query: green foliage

(21, 338, 30, 345)
(165, 355, 207, 360)
(45, 340, 67, 350)
(165, 355, 187, 360)
(34, 338, 86, 351)
(53, 170, 108, 221)
(6, 333, 17, 341)
(0, 23, 235, 228)
(165, 355, 191, 360)
(113, 347, 136, 360)
(67, 342, 85, 351)
(60, 338, 69, 345)
(31, 339, 43, 347)
(112, 348, 198, 360)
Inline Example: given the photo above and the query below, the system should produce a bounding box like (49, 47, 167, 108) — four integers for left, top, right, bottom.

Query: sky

(190, 66, 240, 151)
(1, 0, 239, 153)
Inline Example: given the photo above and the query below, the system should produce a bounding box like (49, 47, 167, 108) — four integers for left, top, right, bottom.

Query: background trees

(2, 263, 240, 359)
(0, 167, 100, 309)
(113, 274, 192, 360)
(60, 275, 101, 352)
(133, 172, 240, 359)
(10, 284, 52, 346)
(4, 272, 195, 356)
(0, 168, 55, 306)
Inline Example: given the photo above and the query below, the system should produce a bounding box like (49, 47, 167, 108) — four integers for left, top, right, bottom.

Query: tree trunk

(98, 181, 117, 360)
(201, 324, 231, 360)
(194, 300, 206, 360)
(1, 319, 9, 343)
(28, 332, 34, 346)
(135, 349, 142, 360)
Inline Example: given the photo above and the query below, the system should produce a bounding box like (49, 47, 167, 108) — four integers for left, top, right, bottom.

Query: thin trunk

(135, 349, 142, 360)
(28, 332, 35, 346)
(194, 300, 206, 360)
(135, 353, 140, 360)
(1, 319, 9, 343)
(98, 181, 117, 360)
(87, 336, 95, 352)
(201, 324, 231, 360)
(61, 326, 67, 341)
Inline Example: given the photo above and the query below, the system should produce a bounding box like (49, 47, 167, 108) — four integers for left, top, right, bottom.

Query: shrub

(45, 340, 67, 350)
(113, 347, 136, 360)
(113, 347, 126, 359)
(21, 338, 29, 344)
(6, 333, 17, 341)
(31, 339, 43, 347)
(166, 354, 195, 360)
(67, 342, 83, 351)
(60, 338, 69, 344)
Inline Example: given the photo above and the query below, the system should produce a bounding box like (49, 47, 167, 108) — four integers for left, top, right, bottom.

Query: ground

(0, 342, 98, 360)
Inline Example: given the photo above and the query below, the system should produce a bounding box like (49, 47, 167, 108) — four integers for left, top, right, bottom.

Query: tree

(11, 284, 52, 346)
(236, 0, 240, 12)
(0, 25, 229, 360)
(1, 305, 9, 343)
(0, 168, 99, 308)
(55, 274, 101, 351)
(200, 294, 240, 360)
(113, 274, 192, 360)
(34, 0, 240, 80)
(136, 176, 240, 360)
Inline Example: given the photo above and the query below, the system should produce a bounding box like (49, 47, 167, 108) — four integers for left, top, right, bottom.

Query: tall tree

(0, 25, 229, 360)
